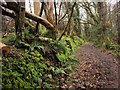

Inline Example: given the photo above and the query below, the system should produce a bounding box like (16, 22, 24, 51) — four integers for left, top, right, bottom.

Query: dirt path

(66, 42, 119, 88)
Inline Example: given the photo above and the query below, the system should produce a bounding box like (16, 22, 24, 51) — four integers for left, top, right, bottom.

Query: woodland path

(65, 42, 119, 88)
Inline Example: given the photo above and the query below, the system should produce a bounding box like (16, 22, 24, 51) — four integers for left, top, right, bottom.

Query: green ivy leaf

(48, 74, 52, 79)
(55, 68, 66, 74)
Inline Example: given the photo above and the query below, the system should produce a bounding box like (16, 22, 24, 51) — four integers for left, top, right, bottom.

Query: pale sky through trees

(1, 0, 118, 13)
(25, 0, 118, 14)
(25, 0, 118, 23)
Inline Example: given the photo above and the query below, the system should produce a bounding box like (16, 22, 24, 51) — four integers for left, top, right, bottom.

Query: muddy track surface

(64, 42, 119, 88)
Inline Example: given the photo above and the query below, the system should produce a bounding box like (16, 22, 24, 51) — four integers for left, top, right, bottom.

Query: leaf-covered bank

(1, 34, 85, 88)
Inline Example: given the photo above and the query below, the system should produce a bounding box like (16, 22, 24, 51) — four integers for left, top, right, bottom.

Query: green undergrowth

(94, 37, 120, 57)
(2, 33, 86, 88)
(88, 25, 120, 57)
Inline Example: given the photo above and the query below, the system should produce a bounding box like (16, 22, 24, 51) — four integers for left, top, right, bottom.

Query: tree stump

(0, 42, 11, 55)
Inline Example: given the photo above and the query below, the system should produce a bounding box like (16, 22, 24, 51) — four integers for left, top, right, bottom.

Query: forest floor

(63, 42, 119, 88)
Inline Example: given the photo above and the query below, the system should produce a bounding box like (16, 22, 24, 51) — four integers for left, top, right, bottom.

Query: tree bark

(44, 2, 56, 39)
(74, 3, 81, 36)
(54, 1, 57, 26)
(64, 2, 71, 35)
(25, 12, 54, 30)
(44, 2, 54, 25)
(97, 2, 107, 41)
(116, 1, 120, 45)
(34, 0, 40, 16)
(15, 1, 25, 40)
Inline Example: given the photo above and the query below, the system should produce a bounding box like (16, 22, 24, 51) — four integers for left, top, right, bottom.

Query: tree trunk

(97, 2, 107, 41)
(116, 1, 120, 45)
(44, 2, 56, 39)
(34, 0, 40, 16)
(64, 2, 71, 35)
(15, 1, 25, 41)
(84, 12, 90, 38)
(74, 3, 81, 36)
(35, 2, 44, 34)
(54, 1, 57, 26)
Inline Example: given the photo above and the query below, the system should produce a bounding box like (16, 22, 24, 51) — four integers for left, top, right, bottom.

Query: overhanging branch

(2, 1, 54, 31)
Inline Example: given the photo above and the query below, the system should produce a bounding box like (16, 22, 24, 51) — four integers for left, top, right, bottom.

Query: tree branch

(2, 1, 54, 31)
(58, 2, 76, 40)
(35, 2, 44, 34)
(54, 1, 57, 26)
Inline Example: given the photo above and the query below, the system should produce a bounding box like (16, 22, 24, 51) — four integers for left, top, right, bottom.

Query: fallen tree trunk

(2, 2, 54, 30)
(1, 6, 16, 18)
(0, 42, 11, 55)
(25, 37, 53, 44)
(25, 12, 54, 30)
(1, 6, 35, 31)
(1, 8, 53, 43)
